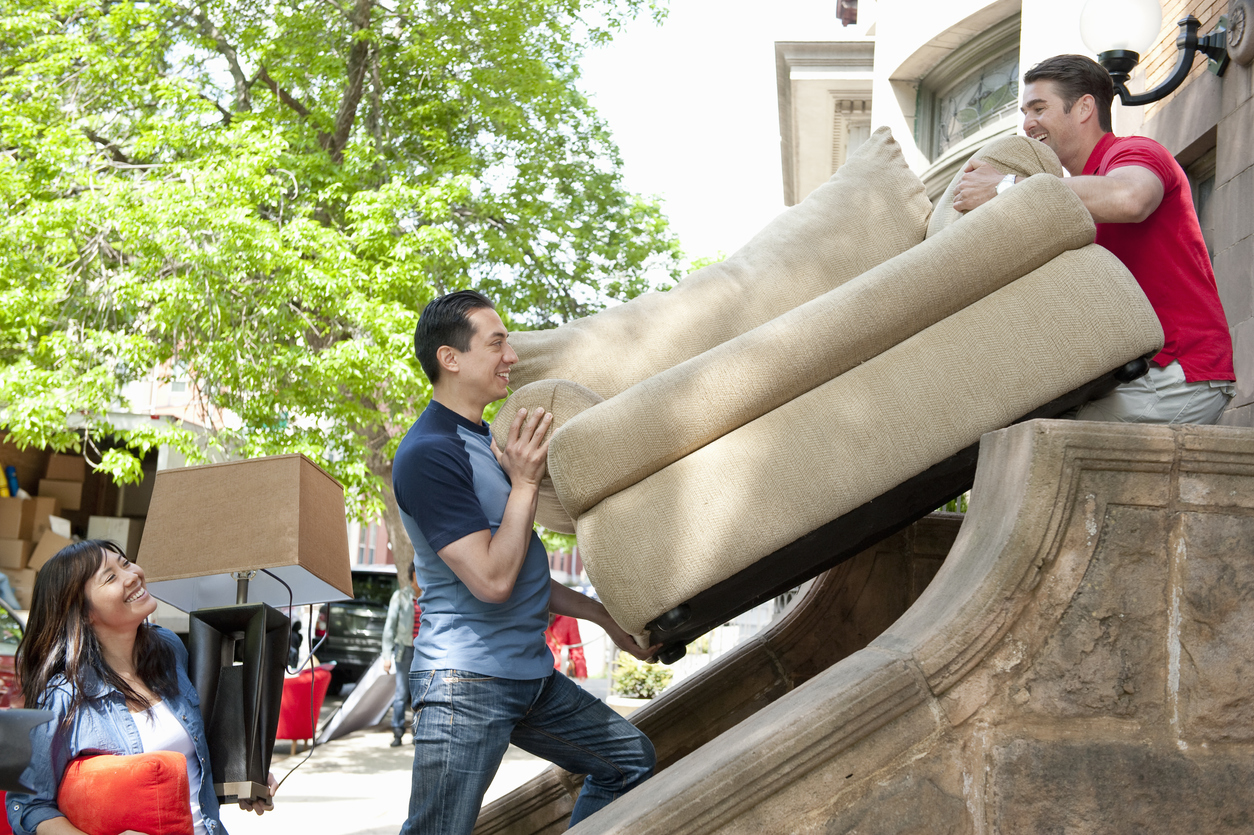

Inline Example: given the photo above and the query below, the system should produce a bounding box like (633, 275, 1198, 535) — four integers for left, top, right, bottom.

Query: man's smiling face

(1020, 79, 1088, 172)
(454, 306, 518, 405)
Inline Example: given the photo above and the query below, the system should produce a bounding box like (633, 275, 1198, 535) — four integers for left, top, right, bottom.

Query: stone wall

(568, 420, 1254, 834)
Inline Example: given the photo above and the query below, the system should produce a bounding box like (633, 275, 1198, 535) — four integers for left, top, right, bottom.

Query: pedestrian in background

(382, 561, 421, 747)
(546, 613, 587, 680)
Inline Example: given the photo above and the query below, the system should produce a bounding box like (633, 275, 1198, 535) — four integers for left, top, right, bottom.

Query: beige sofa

(495, 131, 1163, 656)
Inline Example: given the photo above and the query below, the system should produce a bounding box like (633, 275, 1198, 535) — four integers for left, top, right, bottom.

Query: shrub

(610, 652, 673, 699)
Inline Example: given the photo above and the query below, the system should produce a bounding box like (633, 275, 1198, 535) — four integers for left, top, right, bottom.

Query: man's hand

(491, 406, 553, 488)
(548, 581, 663, 662)
(605, 619, 664, 663)
(382, 657, 392, 673)
(952, 158, 1006, 214)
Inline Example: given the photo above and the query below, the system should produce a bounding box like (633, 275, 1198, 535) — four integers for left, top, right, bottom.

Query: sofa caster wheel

(651, 604, 691, 633)
(657, 644, 686, 665)
(1115, 357, 1149, 383)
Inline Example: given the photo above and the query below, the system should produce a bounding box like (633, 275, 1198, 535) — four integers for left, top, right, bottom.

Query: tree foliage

(0, 0, 681, 535)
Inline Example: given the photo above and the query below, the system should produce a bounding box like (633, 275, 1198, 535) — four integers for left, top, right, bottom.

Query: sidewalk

(219, 679, 609, 835)
(219, 713, 548, 835)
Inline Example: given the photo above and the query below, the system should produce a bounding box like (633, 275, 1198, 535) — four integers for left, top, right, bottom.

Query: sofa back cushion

(507, 127, 933, 398)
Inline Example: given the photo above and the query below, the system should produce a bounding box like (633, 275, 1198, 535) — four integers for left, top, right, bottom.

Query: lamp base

(217, 780, 274, 809)
(0, 709, 54, 793)
(189, 603, 289, 805)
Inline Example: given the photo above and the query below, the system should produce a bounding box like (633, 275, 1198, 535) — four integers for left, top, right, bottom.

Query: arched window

(915, 15, 1021, 164)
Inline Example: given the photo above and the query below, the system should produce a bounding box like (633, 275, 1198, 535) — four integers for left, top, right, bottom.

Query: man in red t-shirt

(954, 54, 1234, 424)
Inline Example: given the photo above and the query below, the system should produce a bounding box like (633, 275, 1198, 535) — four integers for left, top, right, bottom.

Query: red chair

(275, 665, 333, 755)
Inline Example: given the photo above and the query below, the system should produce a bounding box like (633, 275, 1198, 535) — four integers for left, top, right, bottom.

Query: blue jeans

(399, 669, 655, 835)
(392, 646, 415, 733)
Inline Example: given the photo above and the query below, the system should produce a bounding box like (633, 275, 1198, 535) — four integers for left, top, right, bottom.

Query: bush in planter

(610, 652, 673, 699)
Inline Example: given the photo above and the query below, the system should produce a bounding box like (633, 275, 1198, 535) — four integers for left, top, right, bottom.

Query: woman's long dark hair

(17, 539, 177, 717)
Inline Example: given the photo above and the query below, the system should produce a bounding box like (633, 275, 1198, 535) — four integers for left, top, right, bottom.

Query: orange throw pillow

(58, 752, 193, 835)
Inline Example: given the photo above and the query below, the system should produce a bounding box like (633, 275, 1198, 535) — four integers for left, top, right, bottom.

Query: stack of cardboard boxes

(0, 454, 86, 608)
(1, 452, 152, 611)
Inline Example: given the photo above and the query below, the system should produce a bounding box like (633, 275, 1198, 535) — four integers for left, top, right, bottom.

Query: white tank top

(134, 700, 208, 835)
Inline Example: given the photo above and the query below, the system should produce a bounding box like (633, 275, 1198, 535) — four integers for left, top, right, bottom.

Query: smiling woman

(82, 547, 160, 638)
(4, 541, 267, 835)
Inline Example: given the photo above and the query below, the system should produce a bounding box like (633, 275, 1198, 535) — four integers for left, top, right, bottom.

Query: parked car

(313, 564, 397, 693)
(1, 600, 24, 709)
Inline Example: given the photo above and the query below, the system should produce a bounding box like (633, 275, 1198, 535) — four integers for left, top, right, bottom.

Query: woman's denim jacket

(6, 626, 225, 835)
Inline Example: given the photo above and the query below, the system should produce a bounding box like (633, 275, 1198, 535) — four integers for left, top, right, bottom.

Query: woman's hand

(237, 772, 280, 815)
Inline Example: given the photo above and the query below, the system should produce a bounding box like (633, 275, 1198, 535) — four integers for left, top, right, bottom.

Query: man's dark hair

(406, 560, 417, 583)
(413, 289, 495, 384)
(1024, 54, 1114, 133)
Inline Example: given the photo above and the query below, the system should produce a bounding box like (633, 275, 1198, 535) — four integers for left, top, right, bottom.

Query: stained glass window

(935, 50, 1020, 157)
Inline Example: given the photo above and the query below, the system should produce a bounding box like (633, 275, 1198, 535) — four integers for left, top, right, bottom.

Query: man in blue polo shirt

(393, 290, 658, 835)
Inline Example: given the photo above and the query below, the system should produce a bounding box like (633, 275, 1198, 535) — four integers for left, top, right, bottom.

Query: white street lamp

(1079, 0, 1231, 105)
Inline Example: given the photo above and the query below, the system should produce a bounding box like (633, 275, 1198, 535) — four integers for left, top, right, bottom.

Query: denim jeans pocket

(441, 670, 496, 684)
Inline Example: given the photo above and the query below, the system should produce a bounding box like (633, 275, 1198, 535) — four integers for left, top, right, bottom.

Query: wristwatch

(995, 173, 1018, 195)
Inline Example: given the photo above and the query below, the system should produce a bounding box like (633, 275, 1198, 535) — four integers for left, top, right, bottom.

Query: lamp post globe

(1080, 0, 1163, 55)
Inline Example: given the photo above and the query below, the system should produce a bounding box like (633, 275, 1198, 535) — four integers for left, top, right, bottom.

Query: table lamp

(136, 454, 353, 807)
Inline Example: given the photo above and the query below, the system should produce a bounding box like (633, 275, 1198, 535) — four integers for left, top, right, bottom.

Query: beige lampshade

(136, 454, 354, 611)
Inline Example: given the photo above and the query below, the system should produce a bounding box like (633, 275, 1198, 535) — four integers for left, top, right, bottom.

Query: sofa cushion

(507, 127, 933, 397)
(58, 752, 193, 835)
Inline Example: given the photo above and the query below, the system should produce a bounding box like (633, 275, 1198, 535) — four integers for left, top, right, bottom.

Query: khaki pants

(1071, 360, 1234, 425)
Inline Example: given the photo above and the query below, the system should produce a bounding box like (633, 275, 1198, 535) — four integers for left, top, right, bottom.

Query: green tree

(0, 0, 681, 555)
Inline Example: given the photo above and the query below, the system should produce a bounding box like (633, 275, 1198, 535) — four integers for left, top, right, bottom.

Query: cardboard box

(29, 531, 73, 573)
(0, 567, 36, 608)
(26, 495, 60, 541)
(120, 470, 156, 517)
(39, 478, 83, 511)
(87, 516, 145, 560)
(0, 538, 31, 570)
(0, 497, 23, 539)
(46, 453, 87, 482)
(0, 496, 59, 540)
